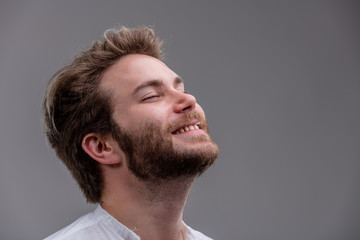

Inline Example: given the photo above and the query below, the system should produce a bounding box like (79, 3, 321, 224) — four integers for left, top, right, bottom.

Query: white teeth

(175, 123, 201, 134)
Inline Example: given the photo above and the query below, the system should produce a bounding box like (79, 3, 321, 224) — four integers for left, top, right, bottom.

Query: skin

(81, 54, 216, 240)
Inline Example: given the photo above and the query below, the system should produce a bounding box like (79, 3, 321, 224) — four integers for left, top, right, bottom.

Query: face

(100, 54, 218, 180)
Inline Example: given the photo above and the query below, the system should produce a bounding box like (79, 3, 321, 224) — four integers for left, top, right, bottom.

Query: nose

(173, 91, 197, 113)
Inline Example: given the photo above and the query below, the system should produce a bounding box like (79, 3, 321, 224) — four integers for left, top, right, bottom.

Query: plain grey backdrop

(1, 1, 359, 239)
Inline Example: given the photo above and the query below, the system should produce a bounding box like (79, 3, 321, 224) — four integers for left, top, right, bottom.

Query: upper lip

(172, 120, 201, 134)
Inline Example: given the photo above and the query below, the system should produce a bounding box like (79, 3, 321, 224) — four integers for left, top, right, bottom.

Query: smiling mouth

(172, 122, 201, 135)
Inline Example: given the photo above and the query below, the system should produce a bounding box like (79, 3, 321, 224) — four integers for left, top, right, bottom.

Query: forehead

(99, 54, 178, 95)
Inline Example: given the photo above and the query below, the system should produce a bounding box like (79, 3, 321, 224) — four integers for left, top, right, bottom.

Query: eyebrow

(132, 77, 184, 95)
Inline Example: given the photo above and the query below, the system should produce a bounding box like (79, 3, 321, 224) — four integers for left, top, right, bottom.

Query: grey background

(1, 1, 359, 239)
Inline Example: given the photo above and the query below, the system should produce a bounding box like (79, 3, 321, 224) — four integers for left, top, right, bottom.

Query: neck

(101, 171, 196, 240)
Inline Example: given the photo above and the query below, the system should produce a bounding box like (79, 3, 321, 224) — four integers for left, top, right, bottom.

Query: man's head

(98, 54, 218, 181)
(42, 27, 218, 203)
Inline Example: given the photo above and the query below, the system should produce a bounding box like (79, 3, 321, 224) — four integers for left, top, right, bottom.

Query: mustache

(166, 111, 208, 133)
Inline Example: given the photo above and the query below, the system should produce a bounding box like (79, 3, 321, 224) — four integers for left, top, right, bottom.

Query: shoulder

(43, 205, 135, 240)
(43, 209, 99, 240)
(184, 223, 214, 240)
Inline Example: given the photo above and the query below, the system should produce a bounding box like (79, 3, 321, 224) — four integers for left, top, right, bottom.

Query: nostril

(173, 91, 196, 113)
(182, 105, 194, 112)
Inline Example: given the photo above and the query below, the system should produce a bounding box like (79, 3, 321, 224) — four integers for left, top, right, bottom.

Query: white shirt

(44, 205, 213, 240)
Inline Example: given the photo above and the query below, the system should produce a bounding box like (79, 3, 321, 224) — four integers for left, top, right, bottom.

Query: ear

(82, 133, 121, 165)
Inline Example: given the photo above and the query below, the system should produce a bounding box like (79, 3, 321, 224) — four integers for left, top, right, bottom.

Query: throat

(140, 177, 195, 206)
(101, 176, 194, 240)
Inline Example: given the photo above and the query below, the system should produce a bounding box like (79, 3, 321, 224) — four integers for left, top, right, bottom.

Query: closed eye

(142, 95, 160, 102)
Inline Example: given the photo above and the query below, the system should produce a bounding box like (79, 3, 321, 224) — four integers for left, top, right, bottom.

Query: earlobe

(82, 133, 121, 165)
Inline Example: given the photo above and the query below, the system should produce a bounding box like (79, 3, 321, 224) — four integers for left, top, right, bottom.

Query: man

(42, 26, 219, 240)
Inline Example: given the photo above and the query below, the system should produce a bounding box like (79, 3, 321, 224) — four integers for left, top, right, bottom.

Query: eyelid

(140, 87, 187, 102)
(140, 91, 161, 102)
(142, 94, 158, 100)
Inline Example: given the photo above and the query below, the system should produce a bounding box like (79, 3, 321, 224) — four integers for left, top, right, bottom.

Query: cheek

(195, 103, 206, 116)
(112, 113, 131, 131)
(131, 107, 168, 129)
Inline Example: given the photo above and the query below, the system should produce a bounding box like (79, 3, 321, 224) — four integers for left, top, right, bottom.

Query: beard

(111, 111, 219, 181)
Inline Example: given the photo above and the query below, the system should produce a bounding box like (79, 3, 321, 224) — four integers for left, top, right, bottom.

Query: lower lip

(173, 129, 206, 135)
